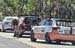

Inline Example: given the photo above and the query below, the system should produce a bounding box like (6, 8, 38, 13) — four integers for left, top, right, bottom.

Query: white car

(32, 18, 72, 34)
(0, 20, 2, 31)
(31, 18, 72, 42)
(2, 16, 18, 32)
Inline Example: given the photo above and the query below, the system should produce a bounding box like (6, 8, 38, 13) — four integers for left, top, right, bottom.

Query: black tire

(45, 32, 51, 44)
(30, 30, 36, 42)
(2, 29, 5, 32)
(0, 29, 3, 32)
(56, 41, 60, 44)
(72, 42, 75, 45)
(0, 29, 2, 31)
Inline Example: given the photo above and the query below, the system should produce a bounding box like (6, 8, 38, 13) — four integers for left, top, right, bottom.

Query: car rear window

(23, 17, 39, 25)
(40, 20, 52, 25)
(6, 18, 13, 20)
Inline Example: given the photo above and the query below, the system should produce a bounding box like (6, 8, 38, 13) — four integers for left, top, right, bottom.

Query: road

(0, 35, 34, 48)
(0, 31, 75, 48)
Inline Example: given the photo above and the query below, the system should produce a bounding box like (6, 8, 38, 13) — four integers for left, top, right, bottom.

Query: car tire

(2, 28, 6, 32)
(0, 29, 2, 32)
(1, 29, 3, 32)
(31, 30, 36, 42)
(72, 42, 75, 45)
(45, 32, 52, 44)
(56, 41, 60, 44)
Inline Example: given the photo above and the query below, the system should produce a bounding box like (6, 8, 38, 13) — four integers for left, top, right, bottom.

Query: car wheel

(72, 42, 75, 45)
(0, 29, 3, 32)
(0, 29, 2, 31)
(31, 30, 36, 42)
(56, 41, 60, 44)
(2, 28, 6, 32)
(45, 32, 52, 44)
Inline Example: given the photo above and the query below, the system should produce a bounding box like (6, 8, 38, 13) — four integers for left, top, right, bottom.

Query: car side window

(40, 20, 52, 25)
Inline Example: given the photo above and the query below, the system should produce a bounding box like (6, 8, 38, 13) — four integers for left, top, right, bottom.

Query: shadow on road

(35, 41, 75, 46)
(21, 35, 30, 38)
(1, 30, 14, 33)
(1, 30, 75, 46)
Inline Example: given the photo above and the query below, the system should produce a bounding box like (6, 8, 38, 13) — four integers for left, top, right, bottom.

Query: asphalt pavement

(0, 31, 75, 48)
(0, 36, 34, 48)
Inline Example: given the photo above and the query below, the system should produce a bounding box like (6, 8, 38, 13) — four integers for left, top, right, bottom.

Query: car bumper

(3, 25, 13, 30)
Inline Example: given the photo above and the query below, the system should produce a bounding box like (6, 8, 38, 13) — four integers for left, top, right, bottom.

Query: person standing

(12, 18, 19, 37)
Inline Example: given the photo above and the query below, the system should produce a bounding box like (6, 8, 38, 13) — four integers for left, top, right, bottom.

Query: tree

(23, 0, 36, 15)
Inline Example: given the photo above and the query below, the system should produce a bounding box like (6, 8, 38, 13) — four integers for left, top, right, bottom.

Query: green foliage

(47, 0, 51, 5)
(0, 0, 36, 16)
(0, 0, 74, 20)
(23, 0, 36, 14)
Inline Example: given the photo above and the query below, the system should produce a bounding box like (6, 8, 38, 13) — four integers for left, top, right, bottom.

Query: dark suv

(13, 16, 40, 37)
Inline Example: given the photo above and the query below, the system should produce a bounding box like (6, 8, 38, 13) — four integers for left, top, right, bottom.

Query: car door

(33, 19, 53, 39)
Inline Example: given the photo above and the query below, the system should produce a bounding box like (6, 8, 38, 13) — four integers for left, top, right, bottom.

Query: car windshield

(4, 17, 13, 21)
(23, 17, 40, 25)
(56, 20, 72, 26)
(6, 18, 13, 20)
(40, 20, 52, 25)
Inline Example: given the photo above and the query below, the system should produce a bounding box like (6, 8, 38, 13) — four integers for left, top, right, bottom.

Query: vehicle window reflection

(40, 20, 52, 25)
